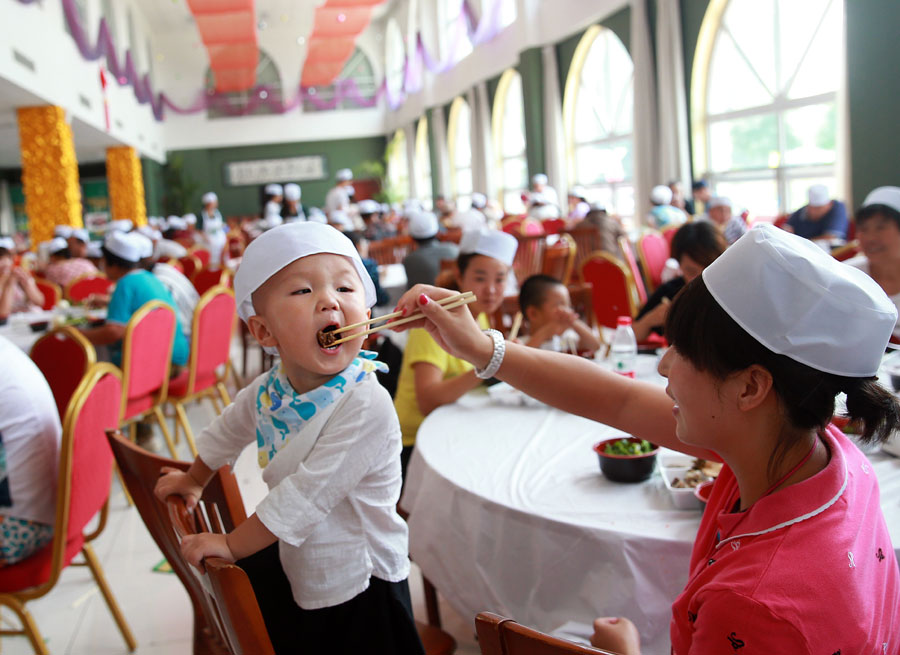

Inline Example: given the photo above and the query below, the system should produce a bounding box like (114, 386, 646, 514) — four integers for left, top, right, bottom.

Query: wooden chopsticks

(326, 291, 476, 346)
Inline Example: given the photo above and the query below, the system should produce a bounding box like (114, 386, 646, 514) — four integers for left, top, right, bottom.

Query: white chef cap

(408, 210, 439, 239)
(0, 237, 14, 251)
(107, 219, 134, 233)
(702, 223, 896, 377)
(329, 210, 353, 230)
(459, 229, 518, 267)
(104, 231, 145, 263)
(861, 186, 900, 214)
(70, 228, 90, 243)
(183, 213, 197, 226)
(135, 233, 154, 259)
(46, 237, 68, 255)
(532, 173, 548, 186)
(234, 222, 376, 328)
(569, 186, 587, 200)
(471, 192, 487, 209)
(202, 191, 218, 205)
(807, 184, 830, 207)
(265, 183, 284, 196)
(651, 185, 673, 205)
(307, 207, 328, 224)
(358, 199, 380, 215)
(54, 225, 73, 239)
(707, 196, 732, 210)
(284, 183, 301, 202)
(336, 168, 353, 182)
(166, 216, 187, 231)
(86, 241, 103, 258)
(137, 225, 162, 241)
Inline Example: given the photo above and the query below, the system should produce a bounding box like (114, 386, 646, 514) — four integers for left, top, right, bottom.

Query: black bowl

(28, 321, 49, 332)
(593, 437, 660, 483)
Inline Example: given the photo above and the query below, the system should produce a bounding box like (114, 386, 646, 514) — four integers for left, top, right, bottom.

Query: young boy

(519, 274, 600, 354)
(155, 222, 423, 654)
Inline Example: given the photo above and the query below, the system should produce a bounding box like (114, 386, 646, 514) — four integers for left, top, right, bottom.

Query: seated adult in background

(358, 199, 393, 241)
(567, 186, 591, 221)
(669, 180, 692, 215)
(393, 229, 517, 475)
(403, 210, 459, 288)
(530, 173, 560, 208)
(148, 245, 200, 340)
(647, 185, 688, 229)
(157, 217, 189, 260)
(690, 179, 711, 216)
(705, 196, 747, 245)
(845, 186, 900, 339)
(527, 192, 562, 221)
(80, 231, 188, 369)
(0, 335, 61, 567)
(519, 274, 600, 354)
(66, 227, 91, 259)
(0, 237, 43, 319)
(434, 195, 456, 228)
(784, 184, 848, 242)
(632, 221, 727, 341)
(344, 230, 390, 307)
(43, 237, 98, 289)
(281, 183, 306, 223)
(577, 203, 626, 255)
(451, 193, 489, 231)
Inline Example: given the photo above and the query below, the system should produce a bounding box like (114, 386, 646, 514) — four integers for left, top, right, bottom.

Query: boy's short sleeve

(106, 275, 138, 325)
(402, 328, 451, 372)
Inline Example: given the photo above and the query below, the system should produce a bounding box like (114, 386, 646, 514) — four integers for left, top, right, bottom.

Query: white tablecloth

(401, 355, 900, 654)
(0, 307, 106, 352)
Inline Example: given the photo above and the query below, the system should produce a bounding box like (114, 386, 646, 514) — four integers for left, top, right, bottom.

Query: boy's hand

(553, 307, 578, 328)
(181, 533, 235, 571)
(154, 467, 204, 510)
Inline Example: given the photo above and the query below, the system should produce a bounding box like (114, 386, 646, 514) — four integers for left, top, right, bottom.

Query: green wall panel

(141, 157, 165, 217)
(518, 47, 546, 179)
(167, 136, 386, 216)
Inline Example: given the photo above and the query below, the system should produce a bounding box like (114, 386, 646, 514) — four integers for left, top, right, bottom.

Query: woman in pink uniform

(391, 224, 900, 654)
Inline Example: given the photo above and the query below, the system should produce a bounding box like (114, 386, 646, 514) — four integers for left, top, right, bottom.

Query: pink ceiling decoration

(301, 0, 384, 87)
(187, 0, 258, 93)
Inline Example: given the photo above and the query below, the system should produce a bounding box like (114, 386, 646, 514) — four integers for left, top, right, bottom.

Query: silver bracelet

(474, 329, 506, 379)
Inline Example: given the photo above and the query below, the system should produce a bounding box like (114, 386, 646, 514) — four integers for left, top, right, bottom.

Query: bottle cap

(617, 316, 633, 326)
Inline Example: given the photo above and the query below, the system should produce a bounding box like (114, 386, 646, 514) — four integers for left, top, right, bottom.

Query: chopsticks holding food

(318, 291, 477, 347)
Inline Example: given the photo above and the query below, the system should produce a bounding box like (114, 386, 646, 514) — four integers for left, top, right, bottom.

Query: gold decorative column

(16, 106, 83, 247)
(106, 146, 147, 227)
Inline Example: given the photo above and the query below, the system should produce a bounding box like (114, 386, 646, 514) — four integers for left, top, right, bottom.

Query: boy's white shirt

(196, 369, 410, 609)
(538, 328, 580, 353)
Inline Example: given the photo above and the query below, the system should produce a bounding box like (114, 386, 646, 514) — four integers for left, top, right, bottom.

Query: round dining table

(0, 306, 106, 352)
(401, 354, 900, 654)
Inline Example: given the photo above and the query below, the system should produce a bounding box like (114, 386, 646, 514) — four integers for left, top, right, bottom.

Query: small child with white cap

(155, 222, 423, 654)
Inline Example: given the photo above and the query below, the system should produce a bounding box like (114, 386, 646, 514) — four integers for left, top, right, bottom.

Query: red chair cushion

(168, 370, 217, 399)
(0, 535, 84, 593)
(124, 394, 154, 420)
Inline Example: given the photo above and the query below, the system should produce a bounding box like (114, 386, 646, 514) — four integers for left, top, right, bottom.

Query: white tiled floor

(1, 339, 480, 654)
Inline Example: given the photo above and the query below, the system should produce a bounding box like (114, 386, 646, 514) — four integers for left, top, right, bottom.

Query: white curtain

(542, 44, 568, 209)
(430, 105, 452, 199)
(655, 0, 691, 192)
(404, 122, 419, 200)
(631, 0, 659, 228)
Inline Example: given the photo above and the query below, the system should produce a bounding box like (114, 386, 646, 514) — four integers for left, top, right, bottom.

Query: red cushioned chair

(520, 218, 546, 236)
(475, 612, 613, 655)
(636, 231, 670, 293)
(617, 237, 648, 305)
(187, 247, 212, 269)
(661, 225, 679, 250)
(0, 364, 136, 655)
(29, 326, 97, 419)
(501, 216, 524, 234)
(541, 218, 567, 235)
(581, 252, 642, 330)
(179, 254, 203, 281)
(31, 276, 61, 310)
(64, 274, 113, 304)
(120, 300, 179, 458)
(167, 286, 236, 457)
(831, 240, 860, 262)
(192, 268, 231, 297)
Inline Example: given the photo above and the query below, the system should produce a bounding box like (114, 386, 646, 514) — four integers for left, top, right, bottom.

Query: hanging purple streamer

(13, 0, 508, 120)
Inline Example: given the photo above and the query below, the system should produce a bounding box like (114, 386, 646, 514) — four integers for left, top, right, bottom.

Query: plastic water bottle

(610, 316, 637, 378)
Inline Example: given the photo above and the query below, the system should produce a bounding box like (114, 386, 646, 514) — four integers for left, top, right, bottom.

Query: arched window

(386, 129, 410, 203)
(439, 0, 473, 65)
(385, 19, 406, 102)
(206, 50, 282, 119)
(447, 96, 473, 211)
(304, 47, 378, 112)
(415, 117, 433, 210)
(492, 69, 528, 214)
(692, 0, 843, 216)
(563, 26, 635, 221)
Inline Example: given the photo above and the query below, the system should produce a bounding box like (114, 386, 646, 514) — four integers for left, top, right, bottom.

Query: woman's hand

(180, 533, 235, 572)
(154, 466, 204, 510)
(392, 285, 494, 368)
(590, 617, 640, 655)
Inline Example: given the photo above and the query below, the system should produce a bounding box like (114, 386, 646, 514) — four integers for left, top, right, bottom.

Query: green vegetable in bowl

(604, 438, 653, 456)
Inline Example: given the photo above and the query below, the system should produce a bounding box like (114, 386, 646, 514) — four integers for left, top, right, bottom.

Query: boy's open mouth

(317, 324, 340, 349)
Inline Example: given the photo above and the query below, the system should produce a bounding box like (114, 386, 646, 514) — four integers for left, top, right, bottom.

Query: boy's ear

(247, 315, 278, 349)
(524, 305, 539, 323)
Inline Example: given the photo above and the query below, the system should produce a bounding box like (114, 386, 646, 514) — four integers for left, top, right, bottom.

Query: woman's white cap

(265, 183, 283, 196)
(0, 237, 14, 250)
(336, 168, 353, 181)
(284, 183, 301, 201)
(807, 184, 830, 207)
(47, 237, 68, 255)
(358, 199, 380, 214)
(471, 192, 487, 209)
(702, 223, 896, 377)
(54, 225, 74, 239)
(459, 229, 518, 267)
(651, 185, 673, 205)
(233, 222, 376, 326)
(202, 191, 218, 204)
(107, 219, 133, 233)
(183, 213, 197, 226)
(137, 225, 162, 241)
(532, 173, 548, 186)
(70, 228, 90, 243)
(104, 231, 145, 263)
(166, 216, 187, 230)
(408, 210, 439, 239)
(708, 196, 732, 209)
(861, 186, 900, 214)
(86, 241, 103, 258)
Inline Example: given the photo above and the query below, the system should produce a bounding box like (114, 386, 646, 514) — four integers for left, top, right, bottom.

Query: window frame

(491, 68, 528, 215)
(447, 95, 474, 211)
(415, 117, 433, 210)
(386, 128, 411, 203)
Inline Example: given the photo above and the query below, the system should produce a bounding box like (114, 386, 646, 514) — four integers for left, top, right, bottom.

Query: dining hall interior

(1, 0, 899, 653)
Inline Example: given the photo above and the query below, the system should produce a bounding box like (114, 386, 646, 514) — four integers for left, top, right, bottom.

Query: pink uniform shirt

(670, 424, 899, 654)
(44, 258, 98, 290)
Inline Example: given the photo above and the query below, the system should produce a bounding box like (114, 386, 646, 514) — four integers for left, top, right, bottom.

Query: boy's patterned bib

(255, 350, 387, 468)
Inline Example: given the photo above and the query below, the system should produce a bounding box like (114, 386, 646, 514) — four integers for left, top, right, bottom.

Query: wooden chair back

(65, 274, 113, 303)
(541, 234, 577, 285)
(490, 295, 524, 338)
(106, 430, 247, 655)
(30, 326, 97, 419)
(581, 252, 642, 329)
(32, 276, 61, 310)
(565, 226, 602, 277)
(120, 300, 176, 421)
(438, 227, 463, 244)
(475, 613, 614, 655)
(512, 235, 548, 284)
